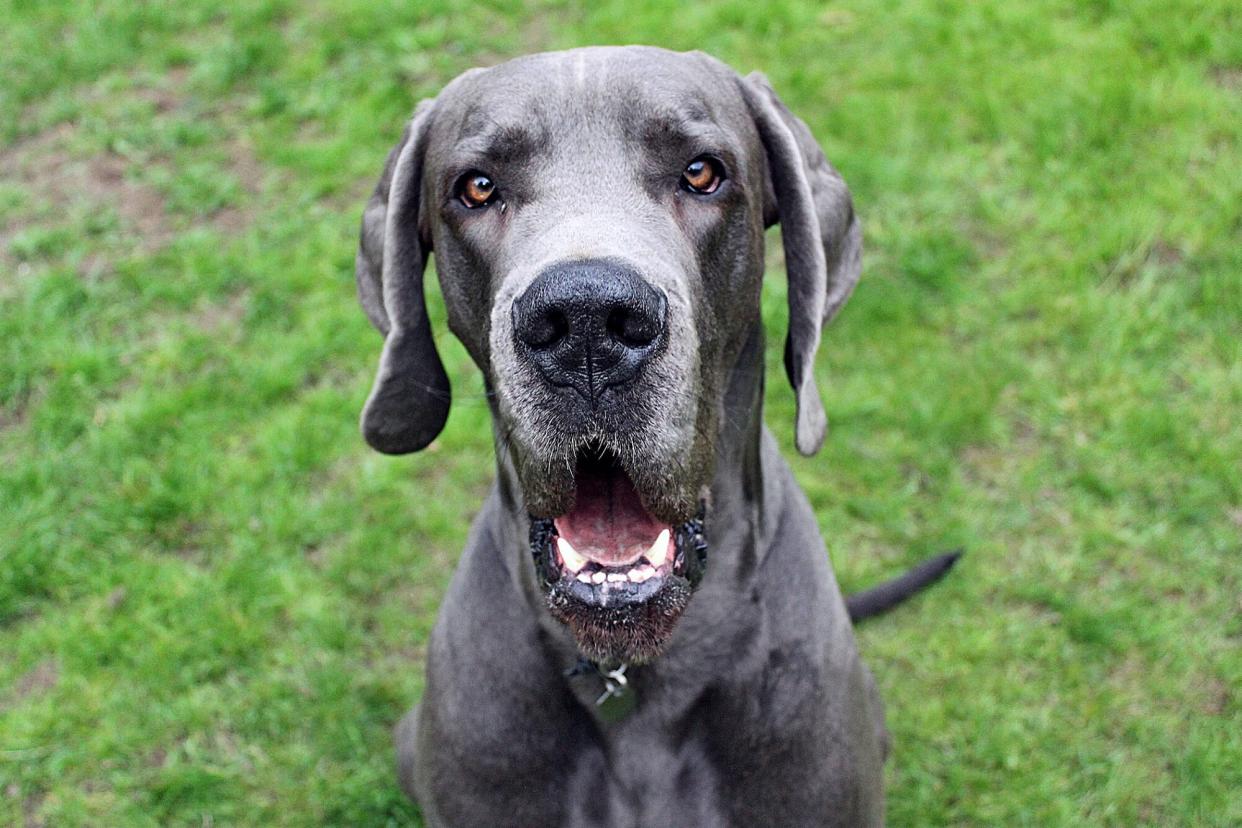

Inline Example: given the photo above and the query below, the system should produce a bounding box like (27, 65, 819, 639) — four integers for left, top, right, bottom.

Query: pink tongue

(556, 469, 664, 566)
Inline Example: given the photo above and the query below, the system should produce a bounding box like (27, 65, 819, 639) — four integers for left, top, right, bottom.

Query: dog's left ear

(355, 98, 450, 454)
(741, 72, 862, 456)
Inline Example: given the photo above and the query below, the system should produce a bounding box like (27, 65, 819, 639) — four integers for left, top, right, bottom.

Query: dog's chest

(562, 719, 730, 828)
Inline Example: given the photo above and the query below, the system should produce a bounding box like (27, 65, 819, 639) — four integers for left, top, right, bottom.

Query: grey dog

(354, 46, 958, 827)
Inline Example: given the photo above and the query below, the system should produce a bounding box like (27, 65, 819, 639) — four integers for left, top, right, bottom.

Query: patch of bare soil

(1, 658, 59, 712)
(1197, 675, 1232, 716)
(1101, 237, 1186, 291)
(1, 123, 174, 248)
(1, 782, 46, 828)
(0, 72, 265, 273)
(1211, 65, 1242, 91)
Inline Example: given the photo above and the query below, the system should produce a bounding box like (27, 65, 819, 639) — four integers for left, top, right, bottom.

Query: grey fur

(358, 47, 892, 826)
(741, 72, 862, 455)
(357, 98, 451, 453)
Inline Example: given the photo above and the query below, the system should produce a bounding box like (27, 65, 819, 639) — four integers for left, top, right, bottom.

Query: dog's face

(356, 47, 861, 664)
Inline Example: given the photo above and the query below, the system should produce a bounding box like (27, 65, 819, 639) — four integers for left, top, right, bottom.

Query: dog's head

(355, 47, 860, 664)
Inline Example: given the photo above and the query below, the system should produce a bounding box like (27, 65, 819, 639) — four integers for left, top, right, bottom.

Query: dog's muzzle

(527, 448, 707, 664)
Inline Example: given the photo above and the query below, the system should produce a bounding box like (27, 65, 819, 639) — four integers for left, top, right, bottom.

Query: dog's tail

(845, 550, 962, 622)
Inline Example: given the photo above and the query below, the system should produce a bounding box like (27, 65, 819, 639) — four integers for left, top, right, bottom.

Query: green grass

(1, 0, 1238, 824)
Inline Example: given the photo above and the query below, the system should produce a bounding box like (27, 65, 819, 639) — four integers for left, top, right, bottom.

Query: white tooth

(577, 572, 592, 583)
(556, 538, 587, 573)
(592, 571, 607, 584)
(627, 569, 642, 582)
(643, 529, 671, 567)
(607, 572, 627, 583)
(638, 565, 656, 580)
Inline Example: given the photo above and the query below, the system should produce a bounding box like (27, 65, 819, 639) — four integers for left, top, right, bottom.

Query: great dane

(355, 45, 958, 827)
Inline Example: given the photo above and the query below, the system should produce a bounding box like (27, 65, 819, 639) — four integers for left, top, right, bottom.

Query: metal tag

(594, 664, 637, 723)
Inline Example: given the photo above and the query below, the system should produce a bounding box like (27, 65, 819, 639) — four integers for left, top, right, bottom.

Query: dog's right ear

(356, 98, 450, 454)
(740, 73, 862, 457)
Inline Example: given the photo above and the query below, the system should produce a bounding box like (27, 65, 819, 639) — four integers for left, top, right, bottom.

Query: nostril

(605, 308, 634, 345)
(524, 308, 570, 350)
(606, 307, 657, 348)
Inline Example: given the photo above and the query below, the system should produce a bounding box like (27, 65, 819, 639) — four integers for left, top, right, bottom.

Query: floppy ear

(741, 72, 862, 456)
(356, 98, 450, 454)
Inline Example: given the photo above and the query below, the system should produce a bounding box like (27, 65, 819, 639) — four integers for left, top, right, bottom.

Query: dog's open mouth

(530, 447, 707, 664)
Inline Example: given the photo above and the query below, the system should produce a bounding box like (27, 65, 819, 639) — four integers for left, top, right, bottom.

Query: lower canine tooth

(592, 571, 606, 584)
(577, 572, 592, 583)
(643, 528, 672, 567)
(556, 538, 587, 573)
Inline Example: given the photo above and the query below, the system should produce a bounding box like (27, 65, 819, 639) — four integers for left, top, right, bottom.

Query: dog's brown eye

(681, 156, 724, 194)
(460, 173, 497, 208)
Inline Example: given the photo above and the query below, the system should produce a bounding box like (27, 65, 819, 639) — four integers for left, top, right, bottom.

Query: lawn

(1, 0, 1239, 824)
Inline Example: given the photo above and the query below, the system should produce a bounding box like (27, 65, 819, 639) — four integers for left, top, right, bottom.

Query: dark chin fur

(545, 578, 692, 665)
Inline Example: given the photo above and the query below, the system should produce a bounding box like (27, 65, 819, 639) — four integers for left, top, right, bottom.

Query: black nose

(512, 259, 668, 402)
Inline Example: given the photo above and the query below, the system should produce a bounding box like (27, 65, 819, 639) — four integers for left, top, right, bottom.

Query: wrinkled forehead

(426, 48, 752, 172)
